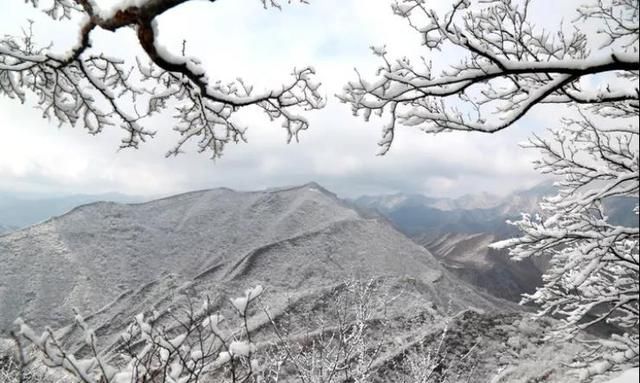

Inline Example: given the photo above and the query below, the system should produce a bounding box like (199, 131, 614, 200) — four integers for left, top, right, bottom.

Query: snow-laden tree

(490, 113, 639, 378)
(0, 0, 324, 158)
(339, 0, 639, 378)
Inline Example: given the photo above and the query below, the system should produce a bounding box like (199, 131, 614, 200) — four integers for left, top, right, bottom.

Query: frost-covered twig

(259, 279, 398, 383)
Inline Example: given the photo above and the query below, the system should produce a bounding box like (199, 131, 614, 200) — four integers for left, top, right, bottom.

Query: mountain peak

(299, 182, 337, 197)
(264, 182, 338, 199)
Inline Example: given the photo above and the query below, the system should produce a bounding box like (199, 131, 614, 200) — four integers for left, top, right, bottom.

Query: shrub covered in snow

(8, 281, 457, 382)
(12, 285, 268, 383)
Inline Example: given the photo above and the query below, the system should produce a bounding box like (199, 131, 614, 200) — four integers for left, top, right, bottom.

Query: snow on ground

(604, 368, 640, 383)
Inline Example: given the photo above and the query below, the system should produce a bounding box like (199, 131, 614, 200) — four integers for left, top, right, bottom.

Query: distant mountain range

(3, 182, 635, 305)
(352, 181, 556, 236)
(3, 182, 635, 304)
(351, 181, 638, 302)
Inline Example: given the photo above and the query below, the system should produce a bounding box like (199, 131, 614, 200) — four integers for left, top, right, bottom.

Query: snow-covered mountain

(354, 190, 505, 214)
(0, 183, 614, 381)
(0, 183, 504, 334)
(412, 232, 545, 301)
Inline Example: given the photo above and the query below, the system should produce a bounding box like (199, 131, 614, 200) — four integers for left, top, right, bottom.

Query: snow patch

(605, 369, 639, 383)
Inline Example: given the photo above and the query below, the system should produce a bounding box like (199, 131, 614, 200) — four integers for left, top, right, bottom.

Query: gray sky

(0, 0, 586, 199)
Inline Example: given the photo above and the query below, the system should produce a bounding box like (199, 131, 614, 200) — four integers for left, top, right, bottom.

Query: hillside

(413, 232, 544, 301)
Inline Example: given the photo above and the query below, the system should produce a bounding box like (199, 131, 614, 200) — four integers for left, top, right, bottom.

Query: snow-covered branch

(1, 0, 323, 158)
(339, 0, 639, 154)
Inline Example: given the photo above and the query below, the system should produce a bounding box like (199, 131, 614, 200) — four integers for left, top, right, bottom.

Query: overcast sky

(0, 0, 587, 199)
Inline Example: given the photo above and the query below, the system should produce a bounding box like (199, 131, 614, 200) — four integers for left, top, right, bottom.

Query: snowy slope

(605, 369, 640, 383)
(0, 183, 502, 335)
(414, 232, 544, 301)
